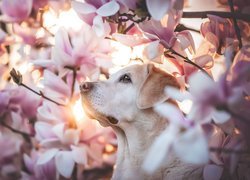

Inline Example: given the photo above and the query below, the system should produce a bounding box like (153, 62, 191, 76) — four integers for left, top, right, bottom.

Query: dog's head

(80, 63, 179, 127)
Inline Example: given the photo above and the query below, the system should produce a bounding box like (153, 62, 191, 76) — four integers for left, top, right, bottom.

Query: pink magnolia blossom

(0, 0, 33, 22)
(200, 15, 236, 54)
(35, 26, 113, 78)
(143, 103, 209, 173)
(72, 0, 120, 36)
(0, 132, 23, 179)
(165, 72, 233, 124)
(0, 87, 41, 135)
(118, 0, 183, 21)
(21, 150, 57, 180)
(0, 28, 8, 56)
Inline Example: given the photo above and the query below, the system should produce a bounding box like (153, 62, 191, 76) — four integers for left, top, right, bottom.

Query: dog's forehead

(111, 64, 146, 79)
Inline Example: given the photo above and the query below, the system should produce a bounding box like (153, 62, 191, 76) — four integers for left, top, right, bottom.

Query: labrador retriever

(80, 63, 204, 180)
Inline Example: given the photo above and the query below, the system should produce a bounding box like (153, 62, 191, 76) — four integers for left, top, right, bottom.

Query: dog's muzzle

(80, 82, 93, 93)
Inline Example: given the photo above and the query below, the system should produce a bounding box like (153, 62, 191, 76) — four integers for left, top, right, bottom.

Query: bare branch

(182, 11, 250, 22)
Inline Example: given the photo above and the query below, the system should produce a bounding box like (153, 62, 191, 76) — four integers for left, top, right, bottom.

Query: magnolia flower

(143, 103, 209, 173)
(166, 72, 232, 124)
(72, 0, 120, 36)
(0, 87, 41, 134)
(0, 132, 23, 179)
(118, 0, 183, 21)
(22, 150, 57, 180)
(35, 122, 87, 178)
(36, 26, 113, 78)
(0, 0, 33, 22)
(201, 15, 236, 54)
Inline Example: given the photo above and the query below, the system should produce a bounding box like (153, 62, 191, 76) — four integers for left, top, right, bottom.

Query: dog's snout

(80, 82, 93, 92)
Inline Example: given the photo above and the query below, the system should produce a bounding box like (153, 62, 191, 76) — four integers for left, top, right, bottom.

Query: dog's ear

(137, 64, 180, 109)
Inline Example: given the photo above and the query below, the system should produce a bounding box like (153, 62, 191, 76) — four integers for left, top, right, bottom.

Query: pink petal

(43, 70, 71, 97)
(1, 0, 32, 22)
(194, 55, 214, 69)
(35, 122, 54, 141)
(37, 149, 59, 165)
(112, 33, 150, 47)
(96, 1, 120, 17)
(203, 164, 223, 180)
(52, 123, 65, 141)
(146, 0, 171, 20)
(143, 125, 178, 173)
(37, 102, 59, 121)
(23, 154, 33, 173)
(173, 126, 209, 164)
(0, 28, 7, 43)
(62, 129, 80, 145)
(71, 1, 97, 14)
(212, 110, 231, 124)
(55, 151, 75, 178)
(154, 103, 183, 125)
(71, 145, 88, 165)
(165, 87, 191, 101)
(144, 40, 160, 60)
(188, 72, 214, 96)
(93, 15, 105, 36)
(206, 125, 224, 165)
(55, 28, 72, 57)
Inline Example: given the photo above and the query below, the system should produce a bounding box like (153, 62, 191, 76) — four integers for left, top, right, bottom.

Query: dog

(80, 63, 204, 180)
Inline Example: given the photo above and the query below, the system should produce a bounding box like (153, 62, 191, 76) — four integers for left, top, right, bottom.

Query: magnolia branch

(228, 0, 243, 48)
(65, 66, 78, 99)
(210, 147, 250, 154)
(164, 48, 211, 78)
(0, 121, 33, 138)
(182, 11, 250, 22)
(0, 113, 33, 142)
(10, 68, 66, 107)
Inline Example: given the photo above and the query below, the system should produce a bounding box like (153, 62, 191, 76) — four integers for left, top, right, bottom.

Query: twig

(71, 68, 77, 99)
(223, 105, 250, 124)
(228, 0, 243, 48)
(182, 11, 250, 22)
(123, 23, 135, 34)
(1, 121, 33, 141)
(164, 48, 211, 78)
(175, 24, 200, 33)
(10, 68, 66, 106)
(210, 147, 250, 154)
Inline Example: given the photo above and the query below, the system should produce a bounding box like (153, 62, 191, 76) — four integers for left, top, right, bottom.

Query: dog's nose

(80, 82, 93, 92)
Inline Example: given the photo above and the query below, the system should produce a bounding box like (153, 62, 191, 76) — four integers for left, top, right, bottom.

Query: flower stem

(21, 83, 66, 106)
(10, 68, 66, 106)
(123, 23, 135, 34)
(0, 120, 33, 142)
(228, 0, 243, 48)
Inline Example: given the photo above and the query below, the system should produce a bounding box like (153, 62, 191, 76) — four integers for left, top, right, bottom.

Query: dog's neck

(111, 109, 167, 179)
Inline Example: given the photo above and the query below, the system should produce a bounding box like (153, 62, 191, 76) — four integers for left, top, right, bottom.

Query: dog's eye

(118, 74, 132, 83)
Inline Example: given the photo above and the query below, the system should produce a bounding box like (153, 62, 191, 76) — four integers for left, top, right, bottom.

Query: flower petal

(154, 103, 183, 125)
(71, 1, 97, 14)
(212, 110, 231, 124)
(203, 164, 223, 180)
(37, 149, 59, 165)
(71, 145, 88, 165)
(96, 1, 120, 17)
(173, 126, 209, 164)
(55, 151, 75, 178)
(143, 125, 178, 173)
(93, 15, 105, 36)
(146, 0, 171, 20)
